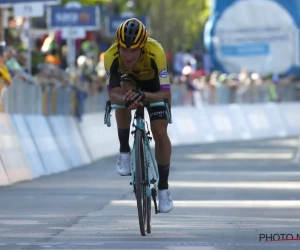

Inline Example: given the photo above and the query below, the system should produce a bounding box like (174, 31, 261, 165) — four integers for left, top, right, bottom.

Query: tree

(60, 0, 210, 53)
(112, 0, 210, 53)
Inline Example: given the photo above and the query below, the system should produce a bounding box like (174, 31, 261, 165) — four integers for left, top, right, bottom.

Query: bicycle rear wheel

(135, 130, 148, 236)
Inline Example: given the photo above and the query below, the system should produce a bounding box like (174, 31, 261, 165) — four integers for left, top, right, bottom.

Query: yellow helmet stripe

(121, 22, 126, 43)
(130, 43, 140, 49)
(141, 27, 147, 43)
(141, 29, 148, 46)
(141, 36, 147, 47)
(133, 19, 143, 44)
(115, 27, 120, 42)
(119, 40, 126, 48)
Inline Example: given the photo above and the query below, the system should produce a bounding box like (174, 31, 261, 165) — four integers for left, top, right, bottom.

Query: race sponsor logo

(150, 111, 165, 117)
(159, 69, 168, 78)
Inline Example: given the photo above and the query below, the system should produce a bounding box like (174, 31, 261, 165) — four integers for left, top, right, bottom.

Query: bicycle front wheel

(135, 129, 148, 236)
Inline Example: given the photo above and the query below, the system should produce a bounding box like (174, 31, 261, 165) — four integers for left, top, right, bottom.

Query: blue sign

(221, 44, 269, 57)
(0, 0, 60, 5)
(204, 0, 300, 75)
(48, 6, 99, 29)
(107, 16, 149, 36)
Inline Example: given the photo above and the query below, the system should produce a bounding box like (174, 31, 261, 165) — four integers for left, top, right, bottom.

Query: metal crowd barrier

(3, 78, 43, 114)
(2, 78, 109, 116)
(170, 80, 300, 106)
(2, 78, 75, 115)
(2, 77, 300, 116)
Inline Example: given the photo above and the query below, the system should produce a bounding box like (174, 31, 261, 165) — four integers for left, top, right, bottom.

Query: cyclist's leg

(149, 108, 173, 213)
(149, 109, 171, 184)
(115, 76, 136, 176)
(141, 74, 173, 212)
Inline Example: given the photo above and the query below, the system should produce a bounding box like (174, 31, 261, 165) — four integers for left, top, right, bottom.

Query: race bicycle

(104, 98, 172, 236)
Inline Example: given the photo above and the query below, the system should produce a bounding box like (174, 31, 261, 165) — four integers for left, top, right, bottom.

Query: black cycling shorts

(120, 74, 169, 122)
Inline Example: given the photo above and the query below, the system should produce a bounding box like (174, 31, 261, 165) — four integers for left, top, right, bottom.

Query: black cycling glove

(124, 89, 145, 108)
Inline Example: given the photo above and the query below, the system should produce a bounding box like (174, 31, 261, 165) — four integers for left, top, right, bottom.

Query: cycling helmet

(115, 18, 148, 49)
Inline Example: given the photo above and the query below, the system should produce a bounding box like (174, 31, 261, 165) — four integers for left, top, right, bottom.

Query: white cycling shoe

(158, 189, 173, 213)
(116, 153, 131, 176)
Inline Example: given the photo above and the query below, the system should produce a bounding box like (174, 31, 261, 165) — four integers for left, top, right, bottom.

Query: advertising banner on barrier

(0, 157, 10, 186)
(204, 106, 239, 141)
(12, 115, 47, 178)
(0, 114, 32, 184)
(48, 116, 91, 168)
(239, 104, 276, 139)
(25, 115, 70, 174)
(2, 102, 300, 187)
(78, 113, 119, 160)
(171, 107, 215, 144)
(277, 103, 300, 135)
(65, 116, 92, 164)
(262, 103, 288, 137)
(227, 104, 252, 140)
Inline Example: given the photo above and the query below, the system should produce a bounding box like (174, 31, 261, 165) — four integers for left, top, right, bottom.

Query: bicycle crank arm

(152, 189, 160, 214)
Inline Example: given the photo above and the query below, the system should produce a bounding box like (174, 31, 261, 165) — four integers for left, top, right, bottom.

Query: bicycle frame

(104, 99, 172, 209)
(132, 104, 160, 198)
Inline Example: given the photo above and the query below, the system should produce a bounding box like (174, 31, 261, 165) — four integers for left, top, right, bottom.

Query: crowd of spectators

(1, 16, 300, 115)
(3, 15, 109, 98)
(171, 48, 300, 107)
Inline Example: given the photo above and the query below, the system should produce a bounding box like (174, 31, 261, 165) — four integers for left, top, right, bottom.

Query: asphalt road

(1, 138, 300, 250)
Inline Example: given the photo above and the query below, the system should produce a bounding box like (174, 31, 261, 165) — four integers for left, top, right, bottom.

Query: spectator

(0, 45, 12, 111)
(41, 32, 59, 54)
(5, 46, 31, 81)
(173, 47, 185, 77)
(183, 49, 197, 71)
(181, 62, 202, 106)
(269, 74, 280, 102)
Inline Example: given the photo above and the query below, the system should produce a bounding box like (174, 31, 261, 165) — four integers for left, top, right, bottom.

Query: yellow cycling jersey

(0, 65, 11, 86)
(104, 37, 170, 91)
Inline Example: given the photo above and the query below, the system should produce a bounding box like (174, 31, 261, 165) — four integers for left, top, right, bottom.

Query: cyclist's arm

(109, 83, 135, 104)
(104, 56, 125, 104)
(109, 88, 124, 105)
(144, 51, 171, 104)
(144, 90, 171, 103)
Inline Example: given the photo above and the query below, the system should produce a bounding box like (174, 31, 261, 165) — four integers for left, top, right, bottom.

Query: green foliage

(110, 0, 210, 53)
(59, 0, 210, 53)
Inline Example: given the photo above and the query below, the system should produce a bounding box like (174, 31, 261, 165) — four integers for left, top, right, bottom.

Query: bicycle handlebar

(104, 98, 172, 127)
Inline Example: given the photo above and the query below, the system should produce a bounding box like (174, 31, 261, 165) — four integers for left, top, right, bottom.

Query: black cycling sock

(118, 128, 131, 153)
(158, 164, 170, 190)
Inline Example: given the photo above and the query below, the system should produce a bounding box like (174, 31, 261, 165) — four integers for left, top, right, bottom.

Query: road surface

(0, 138, 300, 250)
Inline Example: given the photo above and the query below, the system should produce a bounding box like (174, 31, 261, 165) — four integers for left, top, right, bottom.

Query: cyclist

(104, 18, 173, 213)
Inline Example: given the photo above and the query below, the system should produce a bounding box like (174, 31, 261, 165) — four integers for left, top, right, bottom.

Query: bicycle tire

(146, 195, 151, 233)
(135, 129, 147, 236)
